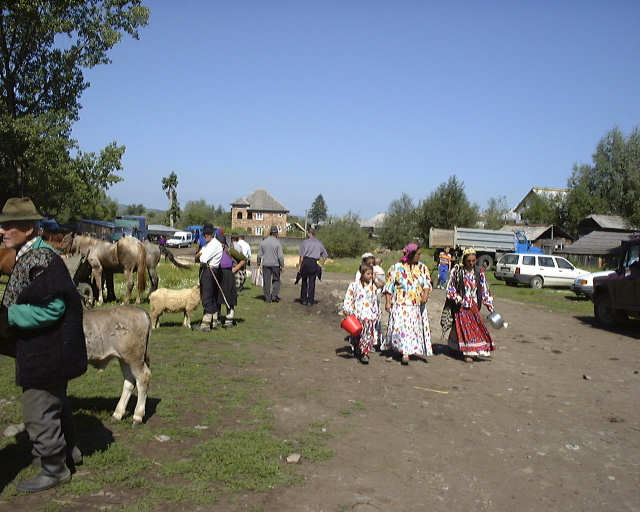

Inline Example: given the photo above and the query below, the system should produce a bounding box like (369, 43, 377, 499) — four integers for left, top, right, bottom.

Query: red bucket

(340, 314, 362, 337)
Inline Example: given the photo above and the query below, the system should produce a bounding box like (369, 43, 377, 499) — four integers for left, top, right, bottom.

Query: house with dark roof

(560, 214, 637, 267)
(230, 189, 289, 236)
(577, 214, 635, 236)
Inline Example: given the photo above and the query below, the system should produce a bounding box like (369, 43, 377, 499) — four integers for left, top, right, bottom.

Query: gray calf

(83, 306, 152, 425)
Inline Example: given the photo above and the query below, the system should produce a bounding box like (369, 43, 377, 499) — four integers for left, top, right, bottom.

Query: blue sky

(72, 0, 640, 218)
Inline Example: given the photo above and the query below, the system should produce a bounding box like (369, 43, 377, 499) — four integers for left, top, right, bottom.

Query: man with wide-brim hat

(0, 197, 87, 493)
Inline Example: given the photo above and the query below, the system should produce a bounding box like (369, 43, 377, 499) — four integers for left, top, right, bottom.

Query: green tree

(161, 171, 180, 227)
(309, 194, 328, 226)
(183, 199, 215, 226)
(380, 193, 418, 249)
(0, 1, 149, 216)
(559, 127, 640, 235)
(416, 176, 479, 241)
(484, 196, 510, 230)
(316, 213, 371, 258)
(125, 204, 146, 215)
(521, 194, 558, 225)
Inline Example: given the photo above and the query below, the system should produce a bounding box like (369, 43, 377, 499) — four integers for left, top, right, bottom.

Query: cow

(83, 306, 152, 425)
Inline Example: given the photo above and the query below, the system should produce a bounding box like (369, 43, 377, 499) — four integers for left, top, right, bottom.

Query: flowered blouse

(383, 261, 432, 307)
(446, 265, 494, 311)
(343, 280, 379, 321)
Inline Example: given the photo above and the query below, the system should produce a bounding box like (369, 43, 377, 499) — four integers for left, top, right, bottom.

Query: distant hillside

(117, 203, 165, 216)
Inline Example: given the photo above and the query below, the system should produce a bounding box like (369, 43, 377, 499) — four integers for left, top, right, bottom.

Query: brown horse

(71, 235, 147, 305)
(0, 247, 16, 277)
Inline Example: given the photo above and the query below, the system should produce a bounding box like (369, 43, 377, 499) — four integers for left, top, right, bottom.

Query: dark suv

(592, 235, 640, 326)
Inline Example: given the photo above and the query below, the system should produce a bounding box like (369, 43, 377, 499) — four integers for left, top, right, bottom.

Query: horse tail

(137, 242, 147, 298)
(159, 245, 190, 269)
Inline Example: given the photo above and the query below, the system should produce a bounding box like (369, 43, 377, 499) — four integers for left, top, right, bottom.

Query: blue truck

(429, 226, 543, 269)
(115, 215, 148, 241)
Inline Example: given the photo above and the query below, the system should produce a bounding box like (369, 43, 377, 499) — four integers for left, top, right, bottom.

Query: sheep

(149, 285, 200, 329)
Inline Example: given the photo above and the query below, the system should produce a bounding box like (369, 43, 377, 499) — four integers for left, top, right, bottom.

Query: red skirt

(448, 304, 495, 356)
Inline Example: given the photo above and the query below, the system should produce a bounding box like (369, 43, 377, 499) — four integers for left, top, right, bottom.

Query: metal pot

(486, 311, 505, 329)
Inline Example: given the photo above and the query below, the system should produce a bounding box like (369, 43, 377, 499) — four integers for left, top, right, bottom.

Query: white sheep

(149, 285, 200, 329)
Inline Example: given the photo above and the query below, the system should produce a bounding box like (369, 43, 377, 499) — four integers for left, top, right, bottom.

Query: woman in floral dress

(446, 249, 496, 362)
(343, 264, 380, 364)
(381, 243, 432, 365)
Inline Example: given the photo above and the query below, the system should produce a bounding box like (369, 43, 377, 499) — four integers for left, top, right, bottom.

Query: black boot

(18, 452, 71, 493)
(32, 445, 83, 469)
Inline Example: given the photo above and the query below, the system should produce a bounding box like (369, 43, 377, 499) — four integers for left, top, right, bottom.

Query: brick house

(230, 189, 289, 236)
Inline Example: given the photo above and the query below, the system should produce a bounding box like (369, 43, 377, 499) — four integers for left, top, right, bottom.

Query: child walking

(343, 263, 380, 364)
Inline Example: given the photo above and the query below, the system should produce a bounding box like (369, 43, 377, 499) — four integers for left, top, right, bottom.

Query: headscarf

(401, 243, 419, 263)
(361, 252, 374, 261)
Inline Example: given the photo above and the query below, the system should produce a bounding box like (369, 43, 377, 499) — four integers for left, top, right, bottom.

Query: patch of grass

(161, 428, 295, 491)
(323, 250, 434, 274)
(486, 273, 593, 315)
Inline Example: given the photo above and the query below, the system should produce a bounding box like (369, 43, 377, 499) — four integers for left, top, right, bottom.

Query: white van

(166, 231, 193, 248)
(494, 253, 587, 289)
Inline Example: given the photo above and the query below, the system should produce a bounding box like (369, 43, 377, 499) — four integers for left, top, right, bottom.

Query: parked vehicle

(186, 225, 203, 242)
(115, 215, 148, 241)
(494, 253, 587, 288)
(166, 231, 193, 248)
(429, 227, 543, 269)
(592, 236, 640, 326)
(572, 270, 615, 298)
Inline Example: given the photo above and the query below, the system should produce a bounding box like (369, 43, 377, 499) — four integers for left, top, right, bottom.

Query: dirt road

(250, 272, 640, 512)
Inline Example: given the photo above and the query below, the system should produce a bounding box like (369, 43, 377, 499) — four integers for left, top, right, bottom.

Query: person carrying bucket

(342, 263, 380, 364)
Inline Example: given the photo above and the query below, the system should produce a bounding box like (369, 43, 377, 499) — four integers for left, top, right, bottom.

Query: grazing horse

(71, 235, 147, 305)
(143, 241, 190, 293)
(0, 247, 16, 277)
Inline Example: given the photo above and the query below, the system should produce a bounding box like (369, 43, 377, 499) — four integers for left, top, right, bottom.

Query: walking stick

(209, 267, 231, 310)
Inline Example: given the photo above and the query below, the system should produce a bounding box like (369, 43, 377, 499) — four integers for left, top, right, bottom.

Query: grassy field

(0, 263, 332, 510)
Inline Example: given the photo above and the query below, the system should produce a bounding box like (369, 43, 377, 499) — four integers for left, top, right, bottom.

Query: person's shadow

(0, 412, 115, 494)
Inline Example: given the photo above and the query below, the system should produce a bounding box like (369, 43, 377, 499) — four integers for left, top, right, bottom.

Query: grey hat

(269, 225, 278, 235)
(0, 197, 43, 223)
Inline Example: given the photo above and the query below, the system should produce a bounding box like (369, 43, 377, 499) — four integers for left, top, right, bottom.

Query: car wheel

(594, 293, 617, 327)
(477, 254, 493, 270)
(529, 276, 543, 289)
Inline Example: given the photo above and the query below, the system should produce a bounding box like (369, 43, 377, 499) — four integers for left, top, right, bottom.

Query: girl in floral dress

(343, 264, 380, 364)
(382, 243, 433, 365)
(446, 248, 496, 362)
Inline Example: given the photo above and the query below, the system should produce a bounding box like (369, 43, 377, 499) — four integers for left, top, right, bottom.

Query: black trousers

(199, 266, 218, 315)
(300, 257, 320, 303)
(22, 384, 75, 458)
(262, 266, 281, 302)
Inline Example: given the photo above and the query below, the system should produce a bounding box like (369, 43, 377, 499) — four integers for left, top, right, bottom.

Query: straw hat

(0, 197, 43, 223)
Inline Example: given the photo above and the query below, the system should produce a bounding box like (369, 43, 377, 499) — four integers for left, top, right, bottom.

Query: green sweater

(8, 237, 67, 330)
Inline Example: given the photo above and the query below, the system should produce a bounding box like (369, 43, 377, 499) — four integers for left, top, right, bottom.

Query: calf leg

(113, 360, 135, 421)
(130, 362, 151, 425)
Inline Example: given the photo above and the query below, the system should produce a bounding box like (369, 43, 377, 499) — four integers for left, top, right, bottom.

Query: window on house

(278, 213, 283, 217)
(255, 226, 263, 235)
(255, 212, 263, 220)
(247, 212, 253, 220)
(237, 212, 243, 219)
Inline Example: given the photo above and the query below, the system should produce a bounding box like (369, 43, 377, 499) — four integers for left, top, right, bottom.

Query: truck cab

(592, 235, 640, 326)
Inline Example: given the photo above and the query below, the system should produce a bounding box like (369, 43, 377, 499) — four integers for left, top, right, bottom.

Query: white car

(571, 270, 615, 298)
(166, 231, 193, 248)
(495, 253, 588, 289)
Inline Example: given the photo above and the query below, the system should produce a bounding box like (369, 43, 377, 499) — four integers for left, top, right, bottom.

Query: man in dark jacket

(0, 197, 87, 493)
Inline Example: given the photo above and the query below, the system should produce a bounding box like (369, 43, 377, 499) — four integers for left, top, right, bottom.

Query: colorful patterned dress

(446, 265, 495, 356)
(381, 262, 433, 357)
(343, 280, 380, 357)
